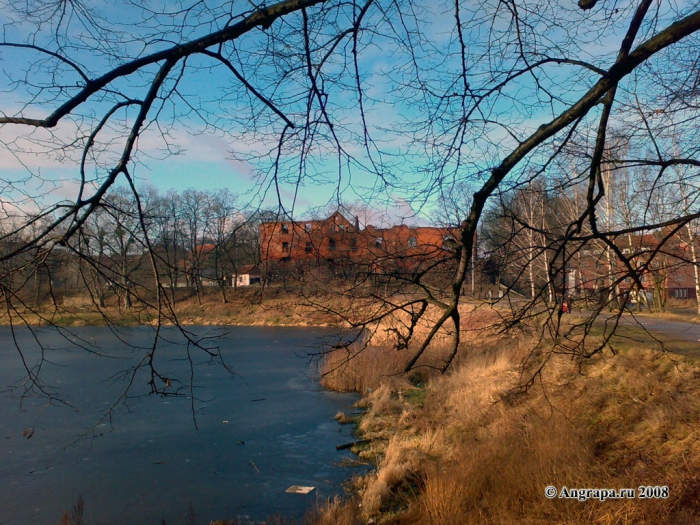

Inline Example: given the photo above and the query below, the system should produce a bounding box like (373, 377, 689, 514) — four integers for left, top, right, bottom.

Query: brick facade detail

(259, 211, 459, 270)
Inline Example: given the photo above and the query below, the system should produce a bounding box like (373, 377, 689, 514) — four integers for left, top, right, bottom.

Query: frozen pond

(0, 325, 361, 524)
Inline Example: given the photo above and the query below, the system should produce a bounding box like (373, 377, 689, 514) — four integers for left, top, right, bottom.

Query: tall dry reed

(315, 332, 700, 525)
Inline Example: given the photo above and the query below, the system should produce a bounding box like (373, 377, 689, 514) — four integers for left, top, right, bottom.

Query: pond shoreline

(0, 292, 348, 329)
(0, 325, 364, 525)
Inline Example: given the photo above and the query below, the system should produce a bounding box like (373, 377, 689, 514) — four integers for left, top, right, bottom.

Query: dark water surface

(0, 325, 361, 525)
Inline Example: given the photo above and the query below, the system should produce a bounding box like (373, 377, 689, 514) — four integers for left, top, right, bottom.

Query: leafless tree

(2, 0, 700, 396)
(152, 189, 186, 304)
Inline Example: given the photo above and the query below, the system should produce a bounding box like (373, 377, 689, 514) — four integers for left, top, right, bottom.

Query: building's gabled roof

(326, 210, 354, 225)
(261, 210, 355, 228)
(235, 264, 261, 276)
(195, 243, 216, 256)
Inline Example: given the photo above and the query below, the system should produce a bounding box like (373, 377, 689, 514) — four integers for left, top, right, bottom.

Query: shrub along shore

(319, 352, 700, 524)
(309, 308, 700, 525)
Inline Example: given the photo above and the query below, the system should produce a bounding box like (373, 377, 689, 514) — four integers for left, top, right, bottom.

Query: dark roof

(196, 243, 216, 255)
(261, 211, 353, 227)
(235, 264, 261, 276)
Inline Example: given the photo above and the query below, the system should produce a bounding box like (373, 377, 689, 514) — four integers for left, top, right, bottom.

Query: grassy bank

(312, 323, 700, 525)
(1, 288, 346, 328)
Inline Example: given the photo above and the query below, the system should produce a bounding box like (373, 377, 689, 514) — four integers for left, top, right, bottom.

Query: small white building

(233, 265, 262, 287)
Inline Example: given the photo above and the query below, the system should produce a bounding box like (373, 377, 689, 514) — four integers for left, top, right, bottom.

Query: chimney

(354, 216, 360, 231)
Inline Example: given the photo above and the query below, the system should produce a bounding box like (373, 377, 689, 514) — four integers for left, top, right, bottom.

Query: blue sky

(0, 0, 689, 225)
(0, 1, 438, 222)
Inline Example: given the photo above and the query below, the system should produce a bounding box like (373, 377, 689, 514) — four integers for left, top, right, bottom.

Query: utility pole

(471, 231, 476, 296)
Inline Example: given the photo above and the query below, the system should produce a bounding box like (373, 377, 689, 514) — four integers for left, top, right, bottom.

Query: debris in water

(336, 439, 371, 450)
(285, 485, 315, 494)
(338, 457, 370, 468)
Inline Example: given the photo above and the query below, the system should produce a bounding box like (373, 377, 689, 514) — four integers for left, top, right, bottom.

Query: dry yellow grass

(0, 287, 348, 328)
(320, 303, 504, 393)
(314, 334, 700, 525)
(304, 496, 362, 525)
(364, 302, 501, 348)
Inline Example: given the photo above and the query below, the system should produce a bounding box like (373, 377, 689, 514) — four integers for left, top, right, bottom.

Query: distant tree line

(478, 138, 700, 314)
(0, 186, 264, 311)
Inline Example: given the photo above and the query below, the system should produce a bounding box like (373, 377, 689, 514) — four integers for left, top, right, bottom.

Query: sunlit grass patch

(315, 334, 700, 525)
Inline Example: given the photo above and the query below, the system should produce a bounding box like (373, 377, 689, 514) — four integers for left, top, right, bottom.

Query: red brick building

(566, 232, 698, 301)
(259, 211, 459, 272)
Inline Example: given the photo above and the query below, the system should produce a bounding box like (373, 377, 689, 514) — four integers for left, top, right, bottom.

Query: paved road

(606, 314, 700, 359)
(617, 316, 700, 343)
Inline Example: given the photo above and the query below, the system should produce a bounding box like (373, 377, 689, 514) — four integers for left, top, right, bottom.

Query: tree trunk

(685, 224, 700, 315)
(219, 280, 228, 304)
(33, 267, 41, 307)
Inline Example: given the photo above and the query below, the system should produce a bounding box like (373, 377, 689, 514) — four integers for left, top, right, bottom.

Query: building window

(350, 238, 357, 251)
(282, 241, 290, 252)
(408, 236, 417, 248)
(281, 223, 289, 234)
(375, 237, 383, 248)
(305, 223, 312, 232)
(305, 241, 313, 253)
(442, 236, 459, 251)
(329, 239, 336, 250)
(338, 224, 345, 231)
